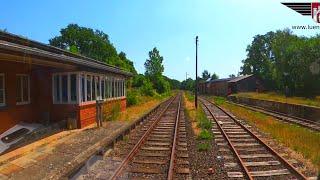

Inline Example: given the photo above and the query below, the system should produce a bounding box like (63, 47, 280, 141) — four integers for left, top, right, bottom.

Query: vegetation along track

(77, 94, 191, 179)
(228, 101, 320, 132)
(200, 97, 309, 179)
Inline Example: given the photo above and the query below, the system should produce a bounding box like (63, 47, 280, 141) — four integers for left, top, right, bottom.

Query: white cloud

(185, 56, 190, 62)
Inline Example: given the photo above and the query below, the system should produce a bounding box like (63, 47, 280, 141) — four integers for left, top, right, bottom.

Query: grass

(183, 91, 213, 152)
(233, 92, 320, 107)
(197, 129, 213, 140)
(117, 93, 172, 122)
(210, 96, 320, 171)
(197, 142, 211, 151)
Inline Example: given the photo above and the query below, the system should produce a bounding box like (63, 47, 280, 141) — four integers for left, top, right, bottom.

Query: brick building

(0, 31, 132, 134)
(199, 75, 263, 96)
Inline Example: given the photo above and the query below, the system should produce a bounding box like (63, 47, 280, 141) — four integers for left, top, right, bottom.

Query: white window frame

(0, 73, 5, 107)
(16, 74, 30, 105)
(52, 72, 78, 104)
(53, 72, 127, 105)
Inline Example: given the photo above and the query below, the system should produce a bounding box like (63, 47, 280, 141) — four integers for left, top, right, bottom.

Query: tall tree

(144, 47, 169, 94)
(201, 70, 211, 80)
(144, 47, 164, 78)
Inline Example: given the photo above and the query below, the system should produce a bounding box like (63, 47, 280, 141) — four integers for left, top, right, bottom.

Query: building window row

(80, 74, 125, 103)
(53, 72, 126, 104)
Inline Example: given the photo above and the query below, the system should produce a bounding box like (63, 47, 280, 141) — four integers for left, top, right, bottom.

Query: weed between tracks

(183, 91, 213, 151)
(209, 96, 320, 171)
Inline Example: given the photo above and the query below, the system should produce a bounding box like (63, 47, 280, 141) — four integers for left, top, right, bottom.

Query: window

(70, 74, 77, 102)
(0, 74, 5, 106)
(87, 75, 92, 101)
(81, 75, 85, 102)
(16, 75, 30, 105)
(61, 75, 68, 102)
(53, 75, 60, 102)
(96, 76, 100, 99)
(92, 76, 96, 100)
(101, 78, 105, 99)
(53, 73, 78, 104)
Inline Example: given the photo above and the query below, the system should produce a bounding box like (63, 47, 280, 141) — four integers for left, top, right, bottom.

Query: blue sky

(1, 0, 320, 81)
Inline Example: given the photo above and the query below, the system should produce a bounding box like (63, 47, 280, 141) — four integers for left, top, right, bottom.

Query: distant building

(199, 75, 264, 96)
(0, 31, 132, 134)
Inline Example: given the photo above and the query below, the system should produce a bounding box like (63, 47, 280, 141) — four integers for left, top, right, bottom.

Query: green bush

(197, 142, 211, 151)
(126, 90, 139, 106)
(153, 76, 170, 94)
(197, 129, 213, 140)
(140, 79, 155, 96)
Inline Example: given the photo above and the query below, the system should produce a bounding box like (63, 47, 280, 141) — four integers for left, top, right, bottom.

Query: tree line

(240, 29, 320, 97)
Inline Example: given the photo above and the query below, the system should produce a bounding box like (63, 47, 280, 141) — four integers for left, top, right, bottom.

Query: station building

(0, 31, 132, 134)
(199, 75, 264, 96)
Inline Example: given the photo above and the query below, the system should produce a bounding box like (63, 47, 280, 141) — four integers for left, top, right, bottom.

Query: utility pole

(185, 72, 188, 81)
(195, 36, 198, 108)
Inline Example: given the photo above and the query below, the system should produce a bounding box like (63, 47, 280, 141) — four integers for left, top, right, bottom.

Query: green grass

(197, 129, 213, 140)
(196, 105, 212, 130)
(197, 142, 211, 151)
(210, 96, 320, 171)
(233, 92, 320, 107)
(185, 91, 195, 102)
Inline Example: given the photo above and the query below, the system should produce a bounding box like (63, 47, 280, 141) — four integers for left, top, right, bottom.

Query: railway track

(200, 97, 308, 180)
(75, 94, 190, 179)
(228, 101, 320, 132)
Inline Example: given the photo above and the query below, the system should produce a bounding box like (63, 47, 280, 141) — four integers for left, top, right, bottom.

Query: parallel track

(109, 94, 190, 179)
(200, 97, 307, 180)
(228, 101, 320, 132)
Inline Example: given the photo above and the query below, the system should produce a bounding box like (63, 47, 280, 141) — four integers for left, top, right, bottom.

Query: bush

(197, 129, 213, 140)
(140, 79, 155, 96)
(126, 90, 139, 106)
(132, 74, 146, 88)
(153, 76, 170, 94)
(197, 143, 211, 151)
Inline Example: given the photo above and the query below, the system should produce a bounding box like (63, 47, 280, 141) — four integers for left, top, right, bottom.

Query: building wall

(0, 61, 128, 134)
(79, 98, 126, 128)
(0, 62, 36, 133)
(207, 81, 229, 96)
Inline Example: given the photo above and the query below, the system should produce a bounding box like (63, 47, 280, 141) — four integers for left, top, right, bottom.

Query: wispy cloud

(185, 56, 190, 62)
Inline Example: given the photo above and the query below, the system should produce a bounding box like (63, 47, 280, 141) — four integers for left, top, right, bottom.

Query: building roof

(0, 31, 132, 77)
(227, 74, 253, 83)
(203, 74, 254, 84)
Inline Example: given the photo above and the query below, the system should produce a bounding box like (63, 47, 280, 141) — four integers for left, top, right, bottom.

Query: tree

(211, 73, 219, 80)
(49, 24, 136, 74)
(144, 47, 164, 78)
(240, 29, 320, 96)
(229, 74, 236, 78)
(201, 70, 211, 81)
(144, 47, 170, 94)
(180, 78, 195, 91)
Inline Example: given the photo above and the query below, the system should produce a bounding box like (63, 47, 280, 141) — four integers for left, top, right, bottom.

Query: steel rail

(200, 99, 253, 180)
(201, 97, 307, 180)
(109, 95, 178, 180)
(167, 95, 182, 180)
